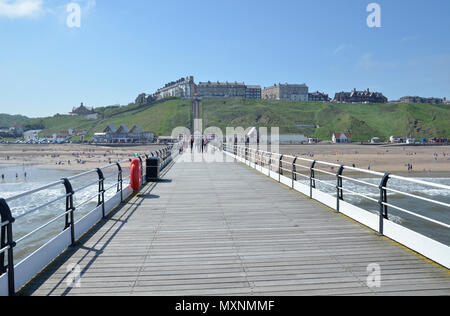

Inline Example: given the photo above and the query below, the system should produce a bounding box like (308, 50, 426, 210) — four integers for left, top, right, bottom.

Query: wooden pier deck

(20, 152, 450, 296)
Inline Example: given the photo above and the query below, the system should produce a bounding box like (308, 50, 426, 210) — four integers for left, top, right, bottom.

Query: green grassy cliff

(0, 114, 32, 128)
(10, 98, 450, 142)
(202, 98, 450, 142)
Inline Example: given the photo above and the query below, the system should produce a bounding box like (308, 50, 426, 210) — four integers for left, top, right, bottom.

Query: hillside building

(399, 96, 446, 105)
(70, 103, 99, 120)
(333, 89, 387, 104)
(157, 76, 196, 99)
(308, 91, 330, 102)
(245, 85, 262, 99)
(197, 81, 247, 98)
(262, 83, 309, 101)
(135, 93, 156, 105)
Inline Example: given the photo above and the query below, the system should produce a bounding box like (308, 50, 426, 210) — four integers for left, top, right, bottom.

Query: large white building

(262, 83, 309, 101)
(157, 76, 196, 99)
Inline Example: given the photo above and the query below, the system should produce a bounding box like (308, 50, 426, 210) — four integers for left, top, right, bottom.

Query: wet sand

(277, 144, 450, 176)
(0, 144, 165, 172)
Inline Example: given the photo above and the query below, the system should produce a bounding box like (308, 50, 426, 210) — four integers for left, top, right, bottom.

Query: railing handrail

(0, 143, 182, 296)
(226, 144, 450, 231)
(230, 144, 450, 190)
(3, 146, 173, 203)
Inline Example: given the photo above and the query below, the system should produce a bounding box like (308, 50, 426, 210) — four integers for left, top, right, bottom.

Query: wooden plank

(19, 152, 450, 296)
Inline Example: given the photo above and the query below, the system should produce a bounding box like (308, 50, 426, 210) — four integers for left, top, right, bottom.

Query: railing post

(378, 173, 390, 236)
(336, 166, 345, 213)
(310, 161, 317, 199)
(96, 169, 106, 218)
(268, 153, 272, 177)
(62, 178, 76, 247)
(116, 162, 123, 202)
(0, 199, 16, 296)
(279, 155, 284, 182)
(261, 151, 264, 169)
(292, 157, 298, 188)
(258, 150, 262, 171)
(138, 157, 144, 184)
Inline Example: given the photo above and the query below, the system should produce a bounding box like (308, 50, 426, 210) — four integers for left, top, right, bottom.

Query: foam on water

(0, 165, 129, 262)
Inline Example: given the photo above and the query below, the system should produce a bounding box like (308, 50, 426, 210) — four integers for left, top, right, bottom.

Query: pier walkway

(20, 152, 450, 296)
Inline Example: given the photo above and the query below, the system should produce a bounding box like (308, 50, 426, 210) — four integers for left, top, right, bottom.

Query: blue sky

(0, 0, 449, 117)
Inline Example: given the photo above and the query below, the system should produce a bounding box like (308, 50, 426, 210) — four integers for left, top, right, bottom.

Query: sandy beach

(278, 144, 450, 176)
(0, 143, 449, 177)
(0, 144, 165, 172)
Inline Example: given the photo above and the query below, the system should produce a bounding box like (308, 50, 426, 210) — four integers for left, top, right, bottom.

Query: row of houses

(93, 125, 155, 144)
(138, 75, 450, 105)
(136, 76, 331, 103)
(395, 96, 447, 105)
(334, 88, 388, 104)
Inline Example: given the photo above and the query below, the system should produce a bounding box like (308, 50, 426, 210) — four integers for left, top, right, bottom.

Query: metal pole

(378, 173, 390, 236)
(62, 178, 76, 247)
(310, 161, 317, 199)
(96, 169, 105, 218)
(116, 162, 123, 202)
(0, 199, 16, 296)
(269, 153, 272, 178)
(336, 166, 345, 213)
(279, 155, 284, 182)
(292, 157, 298, 189)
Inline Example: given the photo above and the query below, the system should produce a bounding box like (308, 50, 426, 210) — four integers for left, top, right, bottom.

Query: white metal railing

(223, 144, 450, 268)
(0, 142, 182, 296)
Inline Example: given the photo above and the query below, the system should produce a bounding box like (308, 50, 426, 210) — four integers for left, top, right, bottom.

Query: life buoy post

(130, 158, 141, 191)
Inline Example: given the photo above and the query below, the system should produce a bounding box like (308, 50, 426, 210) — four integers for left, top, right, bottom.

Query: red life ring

(130, 158, 141, 191)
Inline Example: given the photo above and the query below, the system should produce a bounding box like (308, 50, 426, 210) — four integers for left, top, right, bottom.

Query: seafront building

(94, 124, 154, 144)
(262, 83, 309, 101)
(332, 132, 351, 143)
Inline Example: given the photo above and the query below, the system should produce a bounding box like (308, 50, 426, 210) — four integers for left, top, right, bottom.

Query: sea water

(0, 164, 130, 263)
(301, 175, 450, 245)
